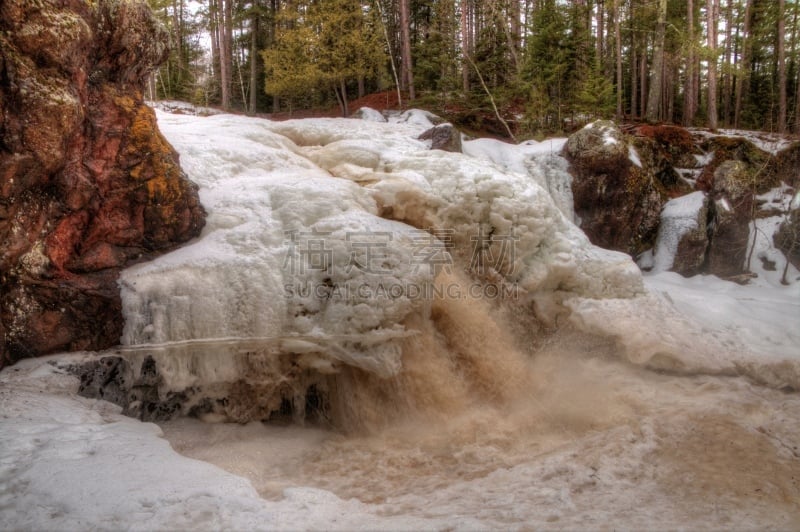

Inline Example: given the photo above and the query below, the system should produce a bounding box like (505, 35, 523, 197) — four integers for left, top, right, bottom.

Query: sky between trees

(147, 0, 800, 135)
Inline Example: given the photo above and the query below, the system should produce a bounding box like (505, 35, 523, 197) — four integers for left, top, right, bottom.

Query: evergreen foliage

(147, 0, 800, 135)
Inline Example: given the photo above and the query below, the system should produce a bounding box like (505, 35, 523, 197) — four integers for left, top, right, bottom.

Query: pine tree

(262, 0, 386, 116)
(646, 0, 667, 122)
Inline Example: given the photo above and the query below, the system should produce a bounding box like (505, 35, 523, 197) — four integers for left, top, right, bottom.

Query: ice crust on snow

(651, 191, 706, 273)
(120, 111, 640, 390)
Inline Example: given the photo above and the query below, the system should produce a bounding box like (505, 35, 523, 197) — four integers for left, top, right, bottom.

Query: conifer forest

(148, 0, 799, 135)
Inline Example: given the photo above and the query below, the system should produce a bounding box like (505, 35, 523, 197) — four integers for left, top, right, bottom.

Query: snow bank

(148, 99, 221, 116)
(706, 129, 792, 155)
(568, 269, 800, 388)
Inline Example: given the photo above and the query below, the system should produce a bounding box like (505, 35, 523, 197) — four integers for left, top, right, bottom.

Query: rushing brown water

(161, 269, 800, 528)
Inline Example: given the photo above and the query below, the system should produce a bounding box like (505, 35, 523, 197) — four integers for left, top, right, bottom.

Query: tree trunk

(510, 0, 521, 57)
(614, 0, 623, 120)
(220, 0, 233, 110)
(341, 79, 349, 117)
(719, 0, 734, 124)
(734, 0, 753, 128)
(778, 0, 787, 133)
(596, 0, 604, 66)
(461, 0, 470, 91)
(795, 56, 800, 133)
(640, 48, 648, 118)
(399, 0, 415, 100)
(646, 0, 666, 122)
(210, 0, 221, 103)
(248, 3, 259, 116)
(707, 0, 719, 131)
(795, 0, 800, 133)
(631, 41, 638, 118)
(683, 0, 696, 126)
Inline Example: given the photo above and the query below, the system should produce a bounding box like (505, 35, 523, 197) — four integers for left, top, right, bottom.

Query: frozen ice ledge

(69, 110, 800, 426)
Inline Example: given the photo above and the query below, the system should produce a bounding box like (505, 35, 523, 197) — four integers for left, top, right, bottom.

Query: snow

(461, 137, 574, 221)
(2, 106, 800, 530)
(0, 357, 445, 531)
(747, 215, 800, 288)
(628, 145, 643, 167)
(120, 112, 436, 384)
(694, 150, 715, 166)
(385, 108, 440, 129)
(148, 99, 221, 116)
(756, 183, 796, 213)
(584, 120, 621, 146)
(651, 191, 706, 273)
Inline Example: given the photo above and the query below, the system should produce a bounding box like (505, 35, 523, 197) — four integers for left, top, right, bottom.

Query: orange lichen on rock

(0, 0, 205, 366)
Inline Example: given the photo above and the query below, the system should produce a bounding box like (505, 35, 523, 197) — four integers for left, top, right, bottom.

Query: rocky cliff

(564, 121, 800, 281)
(0, 0, 205, 366)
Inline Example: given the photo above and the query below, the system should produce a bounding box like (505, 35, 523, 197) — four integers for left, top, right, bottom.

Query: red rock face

(0, 0, 205, 366)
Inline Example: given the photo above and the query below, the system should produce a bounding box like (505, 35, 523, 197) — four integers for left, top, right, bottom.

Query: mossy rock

(697, 136, 778, 194)
(774, 142, 800, 189)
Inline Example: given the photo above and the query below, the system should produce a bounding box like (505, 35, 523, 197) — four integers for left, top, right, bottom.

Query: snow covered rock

(652, 191, 709, 275)
(564, 121, 665, 256)
(0, 0, 205, 366)
(351, 107, 387, 122)
(564, 120, 629, 174)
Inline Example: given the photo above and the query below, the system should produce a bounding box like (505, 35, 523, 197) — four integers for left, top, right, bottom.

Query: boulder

(631, 124, 699, 170)
(652, 191, 710, 276)
(774, 142, 800, 189)
(696, 136, 776, 194)
(0, 0, 205, 367)
(351, 106, 387, 123)
(418, 123, 463, 153)
(564, 120, 665, 256)
(672, 195, 711, 275)
(705, 161, 755, 278)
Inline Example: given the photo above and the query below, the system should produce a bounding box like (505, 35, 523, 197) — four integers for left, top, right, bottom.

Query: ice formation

(115, 108, 800, 422)
(118, 109, 642, 422)
(651, 191, 707, 273)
